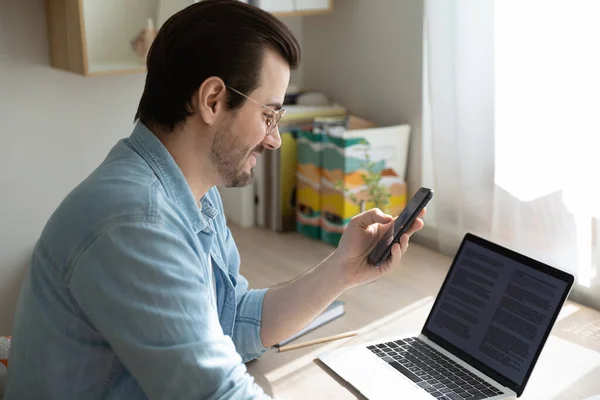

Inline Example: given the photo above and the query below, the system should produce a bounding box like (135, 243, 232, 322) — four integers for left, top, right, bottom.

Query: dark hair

(135, 0, 301, 132)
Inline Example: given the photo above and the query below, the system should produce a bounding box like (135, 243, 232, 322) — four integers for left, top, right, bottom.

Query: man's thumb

(353, 207, 393, 228)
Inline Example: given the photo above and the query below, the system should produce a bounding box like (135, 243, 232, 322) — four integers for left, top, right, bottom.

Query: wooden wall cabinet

(45, 0, 333, 77)
(46, 0, 157, 76)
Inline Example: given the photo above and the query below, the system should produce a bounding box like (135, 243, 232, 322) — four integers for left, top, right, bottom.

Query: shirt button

(198, 201, 203, 211)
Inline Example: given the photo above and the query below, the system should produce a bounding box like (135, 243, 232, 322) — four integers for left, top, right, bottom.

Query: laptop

(318, 233, 574, 400)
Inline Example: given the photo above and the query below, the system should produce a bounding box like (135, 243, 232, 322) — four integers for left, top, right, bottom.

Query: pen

(277, 330, 360, 352)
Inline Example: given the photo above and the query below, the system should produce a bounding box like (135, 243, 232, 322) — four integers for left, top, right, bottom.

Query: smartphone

(367, 187, 433, 267)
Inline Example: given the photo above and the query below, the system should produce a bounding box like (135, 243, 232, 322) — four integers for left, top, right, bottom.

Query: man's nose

(263, 126, 282, 150)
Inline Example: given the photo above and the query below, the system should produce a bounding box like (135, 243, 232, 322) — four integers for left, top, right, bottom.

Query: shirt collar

(127, 121, 218, 233)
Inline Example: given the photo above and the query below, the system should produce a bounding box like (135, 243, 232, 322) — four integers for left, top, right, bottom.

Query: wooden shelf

(46, 0, 333, 77)
(46, 0, 154, 76)
(86, 60, 146, 76)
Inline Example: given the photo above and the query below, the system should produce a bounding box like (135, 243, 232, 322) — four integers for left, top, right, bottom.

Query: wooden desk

(231, 225, 600, 400)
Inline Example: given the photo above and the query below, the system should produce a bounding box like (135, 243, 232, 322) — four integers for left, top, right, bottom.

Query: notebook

(277, 300, 345, 346)
(318, 233, 574, 399)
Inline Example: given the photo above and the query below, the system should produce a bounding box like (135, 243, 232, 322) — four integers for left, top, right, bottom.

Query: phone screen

(368, 188, 432, 265)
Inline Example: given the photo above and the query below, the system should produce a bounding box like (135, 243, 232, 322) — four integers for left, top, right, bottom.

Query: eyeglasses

(226, 86, 286, 136)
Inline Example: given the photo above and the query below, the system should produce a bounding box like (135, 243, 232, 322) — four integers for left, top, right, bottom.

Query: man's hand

(259, 207, 425, 348)
(331, 207, 426, 289)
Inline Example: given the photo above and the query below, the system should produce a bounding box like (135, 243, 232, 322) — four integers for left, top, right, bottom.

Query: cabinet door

(252, 0, 294, 13)
(295, 0, 330, 12)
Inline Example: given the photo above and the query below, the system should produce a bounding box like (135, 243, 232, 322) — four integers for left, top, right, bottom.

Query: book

(320, 123, 411, 246)
(276, 300, 345, 347)
(296, 116, 347, 240)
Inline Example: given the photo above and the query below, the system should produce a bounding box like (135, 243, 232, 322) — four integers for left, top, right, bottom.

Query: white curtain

(423, 0, 600, 307)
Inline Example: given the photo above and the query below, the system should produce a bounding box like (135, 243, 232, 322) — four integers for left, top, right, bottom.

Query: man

(5, 1, 424, 399)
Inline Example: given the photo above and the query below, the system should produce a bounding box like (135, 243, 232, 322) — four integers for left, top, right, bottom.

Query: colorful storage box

(320, 123, 410, 246)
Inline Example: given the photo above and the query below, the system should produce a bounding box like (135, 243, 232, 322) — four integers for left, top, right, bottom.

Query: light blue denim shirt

(5, 122, 271, 399)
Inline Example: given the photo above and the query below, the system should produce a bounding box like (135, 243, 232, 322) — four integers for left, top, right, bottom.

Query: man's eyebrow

(266, 103, 283, 110)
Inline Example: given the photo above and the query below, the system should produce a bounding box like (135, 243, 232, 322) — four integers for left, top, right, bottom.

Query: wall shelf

(45, 0, 333, 77)
(46, 0, 157, 76)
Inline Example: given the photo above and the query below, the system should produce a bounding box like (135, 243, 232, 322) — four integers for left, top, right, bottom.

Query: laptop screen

(422, 234, 573, 394)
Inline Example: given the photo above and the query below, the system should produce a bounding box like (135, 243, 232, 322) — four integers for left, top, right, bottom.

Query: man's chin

(223, 171, 253, 188)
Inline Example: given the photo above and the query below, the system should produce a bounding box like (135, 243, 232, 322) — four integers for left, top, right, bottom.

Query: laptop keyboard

(367, 337, 505, 399)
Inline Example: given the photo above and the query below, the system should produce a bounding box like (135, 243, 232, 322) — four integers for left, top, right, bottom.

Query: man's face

(211, 49, 290, 188)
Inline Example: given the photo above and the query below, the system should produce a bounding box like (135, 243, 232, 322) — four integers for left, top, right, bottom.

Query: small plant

(335, 147, 391, 214)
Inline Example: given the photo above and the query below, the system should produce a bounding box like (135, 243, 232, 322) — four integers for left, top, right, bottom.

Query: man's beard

(210, 124, 263, 188)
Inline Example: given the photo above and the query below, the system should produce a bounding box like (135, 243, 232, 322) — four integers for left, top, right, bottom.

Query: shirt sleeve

(225, 225, 270, 362)
(68, 219, 271, 400)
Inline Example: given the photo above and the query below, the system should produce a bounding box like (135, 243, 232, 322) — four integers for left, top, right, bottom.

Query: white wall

(0, 1, 148, 335)
(301, 0, 424, 194)
(282, 16, 304, 87)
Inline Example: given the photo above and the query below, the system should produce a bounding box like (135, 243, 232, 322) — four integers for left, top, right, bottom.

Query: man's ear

(197, 77, 227, 126)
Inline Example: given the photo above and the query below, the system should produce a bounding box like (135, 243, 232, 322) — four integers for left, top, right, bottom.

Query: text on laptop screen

(424, 240, 568, 385)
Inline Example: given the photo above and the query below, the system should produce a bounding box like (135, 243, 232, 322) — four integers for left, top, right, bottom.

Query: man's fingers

(406, 218, 424, 236)
(355, 207, 426, 231)
(380, 233, 411, 272)
(391, 242, 402, 257)
(406, 208, 426, 235)
(354, 207, 392, 228)
(399, 233, 409, 253)
(386, 240, 405, 270)
(389, 234, 409, 261)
